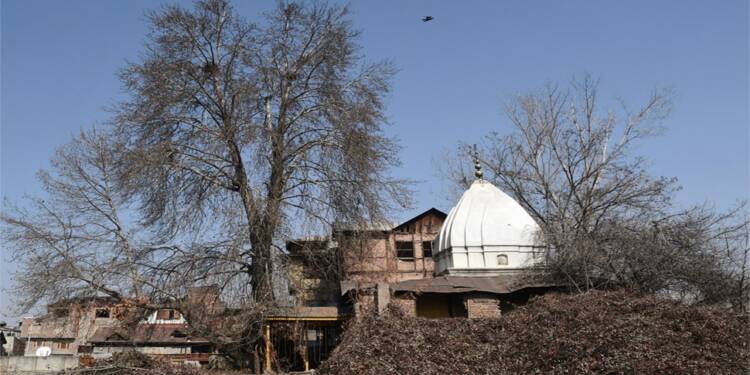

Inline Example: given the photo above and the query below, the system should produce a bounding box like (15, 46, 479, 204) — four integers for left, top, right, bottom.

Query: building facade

(18, 295, 214, 366)
(269, 208, 447, 371)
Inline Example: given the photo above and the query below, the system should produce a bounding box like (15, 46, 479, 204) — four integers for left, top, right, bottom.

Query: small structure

(87, 314, 212, 365)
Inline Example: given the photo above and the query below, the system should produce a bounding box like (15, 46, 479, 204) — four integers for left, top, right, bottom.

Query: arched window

(497, 254, 508, 265)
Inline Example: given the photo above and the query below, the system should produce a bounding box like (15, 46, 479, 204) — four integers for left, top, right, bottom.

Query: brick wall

(465, 293, 501, 319)
(342, 210, 444, 285)
(390, 296, 416, 317)
(354, 293, 375, 317)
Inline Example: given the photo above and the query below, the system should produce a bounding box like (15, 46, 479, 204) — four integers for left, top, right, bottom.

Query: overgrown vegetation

(59, 352, 236, 375)
(444, 77, 749, 311)
(319, 291, 750, 374)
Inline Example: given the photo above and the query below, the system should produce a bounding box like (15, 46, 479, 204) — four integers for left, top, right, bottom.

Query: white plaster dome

(433, 179, 544, 275)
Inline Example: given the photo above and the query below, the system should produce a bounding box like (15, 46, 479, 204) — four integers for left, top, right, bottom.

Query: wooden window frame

(396, 241, 414, 260)
(422, 241, 433, 258)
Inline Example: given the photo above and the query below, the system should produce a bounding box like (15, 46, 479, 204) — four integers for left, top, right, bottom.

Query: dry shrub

(59, 351, 240, 375)
(318, 291, 749, 374)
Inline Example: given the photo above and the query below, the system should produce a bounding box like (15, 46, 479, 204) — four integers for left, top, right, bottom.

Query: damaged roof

(88, 324, 210, 345)
(391, 208, 447, 233)
(266, 306, 350, 320)
(389, 275, 555, 295)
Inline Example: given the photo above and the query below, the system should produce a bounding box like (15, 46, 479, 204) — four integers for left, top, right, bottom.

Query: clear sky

(1, 0, 748, 323)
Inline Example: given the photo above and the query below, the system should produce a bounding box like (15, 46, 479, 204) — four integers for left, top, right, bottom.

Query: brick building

(19, 297, 122, 357)
(268, 208, 446, 371)
(18, 294, 215, 366)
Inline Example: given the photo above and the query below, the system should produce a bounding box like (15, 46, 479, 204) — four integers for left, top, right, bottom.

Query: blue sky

(1, 0, 748, 323)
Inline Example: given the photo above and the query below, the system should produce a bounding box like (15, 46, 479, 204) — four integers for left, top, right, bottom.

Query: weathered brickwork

(343, 209, 445, 285)
(465, 293, 501, 319)
(354, 293, 376, 317)
(288, 209, 447, 310)
(390, 296, 416, 317)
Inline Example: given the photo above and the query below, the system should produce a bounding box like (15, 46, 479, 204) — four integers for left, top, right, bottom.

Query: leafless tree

(443, 76, 749, 309)
(604, 204, 749, 310)
(2, 129, 155, 312)
(4, 2, 409, 365)
(113, 0, 409, 307)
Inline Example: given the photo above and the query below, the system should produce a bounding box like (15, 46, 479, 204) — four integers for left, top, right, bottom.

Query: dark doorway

(416, 293, 468, 318)
(270, 320, 342, 372)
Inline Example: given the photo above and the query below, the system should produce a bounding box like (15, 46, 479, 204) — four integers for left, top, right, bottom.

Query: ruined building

(267, 159, 554, 371)
(18, 294, 215, 366)
(267, 208, 446, 371)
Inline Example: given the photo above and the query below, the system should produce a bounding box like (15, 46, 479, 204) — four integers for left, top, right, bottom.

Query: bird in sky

(422, 16, 434, 22)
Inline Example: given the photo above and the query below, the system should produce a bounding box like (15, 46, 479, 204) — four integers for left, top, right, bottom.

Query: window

(395, 224, 412, 233)
(171, 329, 187, 338)
(422, 241, 433, 258)
(95, 308, 110, 318)
(106, 333, 128, 341)
(191, 345, 211, 354)
(396, 241, 414, 259)
(58, 342, 70, 350)
(497, 254, 508, 266)
(156, 309, 181, 320)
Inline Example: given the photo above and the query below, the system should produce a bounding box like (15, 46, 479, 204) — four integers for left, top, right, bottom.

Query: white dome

(437, 180, 540, 250)
(434, 179, 543, 275)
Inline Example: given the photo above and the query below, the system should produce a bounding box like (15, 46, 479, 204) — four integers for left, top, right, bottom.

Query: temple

(269, 157, 556, 371)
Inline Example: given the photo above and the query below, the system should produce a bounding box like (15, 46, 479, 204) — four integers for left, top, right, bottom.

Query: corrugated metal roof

(88, 324, 210, 345)
(389, 275, 555, 294)
(266, 306, 349, 320)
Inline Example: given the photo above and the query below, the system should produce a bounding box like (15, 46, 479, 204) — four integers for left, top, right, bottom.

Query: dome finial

(472, 144, 483, 180)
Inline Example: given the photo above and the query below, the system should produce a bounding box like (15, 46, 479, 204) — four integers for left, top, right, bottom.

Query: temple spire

(472, 144, 483, 180)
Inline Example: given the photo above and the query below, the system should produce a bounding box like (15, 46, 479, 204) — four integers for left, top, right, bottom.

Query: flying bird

(422, 16, 433, 22)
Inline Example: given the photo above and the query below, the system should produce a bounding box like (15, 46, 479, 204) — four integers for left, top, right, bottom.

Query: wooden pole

(264, 323, 271, 373)
(304, 344, 309, 372)
(303, 323, 310, 371)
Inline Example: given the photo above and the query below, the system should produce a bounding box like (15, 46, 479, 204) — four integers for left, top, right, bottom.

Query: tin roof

(88, 324, 210, 345)
(389, 274, 555, 294)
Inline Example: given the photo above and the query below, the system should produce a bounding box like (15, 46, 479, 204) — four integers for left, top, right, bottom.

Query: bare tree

(450, 76, 674, 288)
(2, 129, 155, 312)
(604, 204, 749, 309)
(113, 0, 409, 307)
(443, 76, 749, 309)
(3, 1, 409, 365)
